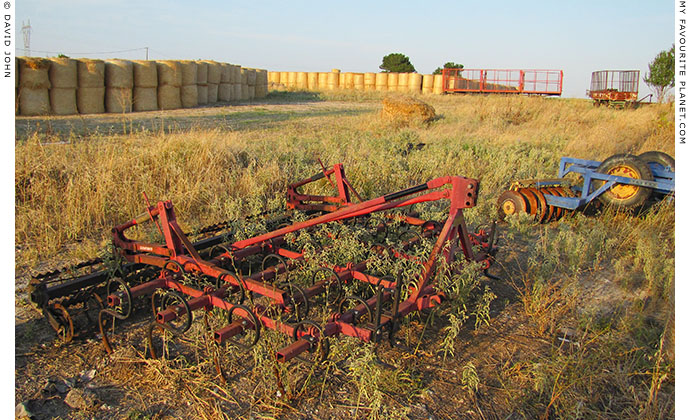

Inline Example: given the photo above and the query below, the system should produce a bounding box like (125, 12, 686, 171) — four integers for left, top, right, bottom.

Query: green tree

(379, 53, 416, 73)
(433, 62, 464, 75)
(644, 45, 675, 103)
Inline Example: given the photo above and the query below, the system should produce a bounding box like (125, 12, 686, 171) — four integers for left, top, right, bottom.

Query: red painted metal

(442, 68, 563, 96)
(101, 163, 497, 363)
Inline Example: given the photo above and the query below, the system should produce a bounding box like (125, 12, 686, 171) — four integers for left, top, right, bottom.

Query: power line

(15, 46, 149, 56)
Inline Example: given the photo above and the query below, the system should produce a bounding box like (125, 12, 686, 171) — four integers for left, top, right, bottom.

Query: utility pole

(21, 19, 31, 56)
(145, 47, 148, 60)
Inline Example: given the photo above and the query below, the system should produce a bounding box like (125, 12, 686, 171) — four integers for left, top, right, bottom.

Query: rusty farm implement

(497, 151, 675, 222)
(30, 163, 497, 365)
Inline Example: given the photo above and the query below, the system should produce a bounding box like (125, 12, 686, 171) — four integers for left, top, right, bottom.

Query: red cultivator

(34, 163, 497, 364)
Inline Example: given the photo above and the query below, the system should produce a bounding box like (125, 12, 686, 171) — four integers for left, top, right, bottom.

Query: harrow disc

(519, 188, 540, 218)
(497, 190, 527, 220)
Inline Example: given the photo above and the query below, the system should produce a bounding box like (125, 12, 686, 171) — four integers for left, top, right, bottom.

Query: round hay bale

(248, 85, 256, 99)
(353, 73, 365, 91)
(77, 59, 105, 88)
(255, 84, 267, 98)
(241, 84, 249, 100)
(344, 72, 354, 90)
(280, 71, 289, 87)
(381, 96, 436, 125)
(218, 83, 232, 101)
(48, 58, 77, 89)
(375, 73, 388, 91)
(268, 71, 280, 84)
(339, 72, 345, 89)
(180, 61, 198, 86)
(318, 72, 329, 90)
(364, 73, 376, 91)
(104, 60, 133, 88)
(131, 60, 157, 88)
(246, 68, 257, 86)
(156, 60, 182, 86)
(181, 84, 198, 108)
(307, 72, 318, 90)
(50, 87, 77, 115)
(327, 72, 339, 90)
(432, 74, 444, 94)
(196, 61, 208, 84)
(197, 84, 208, 104)
(206, 61, 221, 84)
(408, 73, 423, 93)
(220, 63, 232, 83)
(297, 72, 308, 89)
(422, 74, 434, 94)
(18, 57, 51, 89)
(398, 73, 409, 91)
(387, 73, 399, 91)
(105, 87, 132, 113)
(77, 87, 105, 114)
(18, 87, 50, 115)
(158, 85, 181, 109)
(233, 84, 242, 101)
(132, 87, 158, 111)
(233, 65, 242, 85)
(207, 83, 219, 103)
(285, 71, 296, 88)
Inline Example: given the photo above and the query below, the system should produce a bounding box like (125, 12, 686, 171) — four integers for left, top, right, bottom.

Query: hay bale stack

(354, 73, 365, 91)
(315, 72, 326, 90)
(280, 71, 289, 88)
(387, 73, 399, 92)
(179, 61, 198, 108)
(408, 73, 422, 93)
(327, 72, 339, 90)
(196, 61, 209, 105)
(77, 59, 105, 88)
(364, 73, 376, 91)
(232, 65, 242, 100)
(48, 58, 78, 115)
(286, 71, 296, 89)
(268, 71, 280, 84)
(422, 74, 434, 94)
(18, 57, 51, 116)
(344, 72, 354, 90)
(339, 72, 345, 89)
(307, 72, 318, 90)
(255, 69, 268, 98)
(375, 73, 388, 91)
(432, 74, 444, 94)
(241, 68, 249, 100)
(220, 63, 231, 84)
(104, 60, 133, 113)
(218, 63, 232, 101)
(105, 87, 132, 113)
(398, 73, 409, 92)
(77, 87, 105, 114)
(296, 72, 308, 89)
(381, 96, 436, 125)
(133, 87, 158, 112)
(156, 60, 182, 110)
(204, 61, 221, 103)
(207, 83, 219, 103)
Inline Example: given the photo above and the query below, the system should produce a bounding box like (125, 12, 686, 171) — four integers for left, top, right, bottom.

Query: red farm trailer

(442, 68, 563, 96)
(587, 70, 649, 107)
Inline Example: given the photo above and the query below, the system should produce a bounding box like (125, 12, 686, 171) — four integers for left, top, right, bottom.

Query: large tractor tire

(594, 154, 653, 209)
(638, 151, 675, 172)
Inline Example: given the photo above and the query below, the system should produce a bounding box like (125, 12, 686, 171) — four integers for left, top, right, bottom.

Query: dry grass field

(15, 91, 674, 419)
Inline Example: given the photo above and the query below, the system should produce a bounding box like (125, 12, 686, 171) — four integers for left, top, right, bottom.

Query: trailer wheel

(638, 151, 675, 172)
(594, 154, 653, 209)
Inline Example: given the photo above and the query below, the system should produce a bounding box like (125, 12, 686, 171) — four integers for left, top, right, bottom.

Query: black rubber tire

(594, 154, 653, 209)
(638, 151, 675, 172)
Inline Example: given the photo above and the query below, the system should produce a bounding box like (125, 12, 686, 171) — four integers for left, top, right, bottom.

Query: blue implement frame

(538, 157, 675, 210)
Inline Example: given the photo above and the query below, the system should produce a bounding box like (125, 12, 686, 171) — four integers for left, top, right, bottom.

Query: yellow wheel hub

(607, 165, 639, 200)
(502, 200, 516, 215)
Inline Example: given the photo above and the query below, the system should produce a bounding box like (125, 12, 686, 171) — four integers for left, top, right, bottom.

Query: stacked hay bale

(287, 72, 297, 90)
(232, 65, 242, 101)
(131, 60, 158, 111)
(104, 59, 133, 113)
(246, 68, 257, 99)
(268, 71, 281, 90)
(196, 61, 209, 105)
(344, 72, 354, 90)
(408, 73, 422, 94)
(296, 71, 308, 90)
(316, 72, 327, 90)
(241, 68, 249, 100)
(353, 73, 365, 91)
(387, 73, 399, 92)
(375, 72, 388, 91)
(398, 73, 409, 93)
(422, 74, 434, 94)
(307, 72, 318, 90)
(48, 57, 78, 115)
(255, 69, 268, 98)
(76, 59, 105, 114)
(432, 74, 444, 94)
(327, 71, 339, 90)
(364, 73, 376, 91)
(206, 61, 221, 103)
(339, 72, 346, 90)
(180, 60, 198, 108)
(218, 63, 233, 102)
(280, 71, 289, 89)
(156, 60, 182, 110)
(18, 57, 51, 116)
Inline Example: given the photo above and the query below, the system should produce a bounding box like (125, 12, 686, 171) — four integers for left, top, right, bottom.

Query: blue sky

(16, 0, 673, 98)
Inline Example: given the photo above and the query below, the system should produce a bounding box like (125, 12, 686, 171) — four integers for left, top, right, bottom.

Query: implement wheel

(638, 151, 674, 172)
(497, 190, 527, 219)
(594, 154, 653, 209)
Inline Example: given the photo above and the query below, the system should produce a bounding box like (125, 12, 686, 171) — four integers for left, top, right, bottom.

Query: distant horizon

(15, 0, 673, 100)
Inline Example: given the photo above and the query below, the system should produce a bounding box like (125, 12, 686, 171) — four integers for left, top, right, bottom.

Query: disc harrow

(78, 163, 498, 367)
